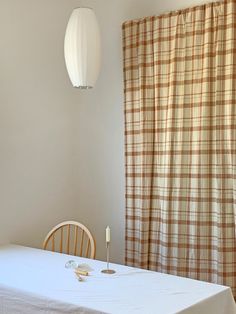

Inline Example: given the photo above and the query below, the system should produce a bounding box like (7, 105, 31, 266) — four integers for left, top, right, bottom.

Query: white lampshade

(64, 8, 101, 89)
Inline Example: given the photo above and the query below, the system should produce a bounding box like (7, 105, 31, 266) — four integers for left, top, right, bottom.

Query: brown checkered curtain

(123, 0, 236, 297)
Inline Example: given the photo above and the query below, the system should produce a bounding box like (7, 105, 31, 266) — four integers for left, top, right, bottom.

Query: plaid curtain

(123, 0, 236, 297)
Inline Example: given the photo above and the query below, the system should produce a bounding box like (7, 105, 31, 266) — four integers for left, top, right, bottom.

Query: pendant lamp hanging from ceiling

(64, 8, 101, 89)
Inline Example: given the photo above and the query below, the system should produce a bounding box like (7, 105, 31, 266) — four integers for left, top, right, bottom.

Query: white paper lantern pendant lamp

(64, 8, 101, 89)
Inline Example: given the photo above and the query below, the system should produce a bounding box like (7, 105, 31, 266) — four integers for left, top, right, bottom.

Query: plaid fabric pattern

(123, 0, 236, 297)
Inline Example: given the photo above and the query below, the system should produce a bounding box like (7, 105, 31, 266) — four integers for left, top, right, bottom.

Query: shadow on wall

(124, 0, 219, 20)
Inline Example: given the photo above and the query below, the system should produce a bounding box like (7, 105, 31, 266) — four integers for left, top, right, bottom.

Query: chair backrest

(43, 221, 96, 259)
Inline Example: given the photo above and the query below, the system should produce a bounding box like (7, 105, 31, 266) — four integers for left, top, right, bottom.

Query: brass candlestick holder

(101, 242, 116, 274)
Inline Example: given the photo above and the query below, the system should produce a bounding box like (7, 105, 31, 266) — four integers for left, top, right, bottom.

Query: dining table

(0, 244, 235, 314)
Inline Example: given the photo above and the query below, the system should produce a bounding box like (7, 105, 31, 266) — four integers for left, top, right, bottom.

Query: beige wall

(0, 0, 79, 248)
(0, 0, 217, 263)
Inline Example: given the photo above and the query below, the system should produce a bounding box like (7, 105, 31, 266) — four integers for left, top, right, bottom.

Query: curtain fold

(123, 0, 236, 296)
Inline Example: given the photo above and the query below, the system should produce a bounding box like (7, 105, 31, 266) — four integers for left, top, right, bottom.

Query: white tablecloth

(0, 245, 235, 314)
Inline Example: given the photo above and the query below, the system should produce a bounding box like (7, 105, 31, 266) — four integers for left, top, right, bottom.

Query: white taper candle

(106, 226, 110, 242)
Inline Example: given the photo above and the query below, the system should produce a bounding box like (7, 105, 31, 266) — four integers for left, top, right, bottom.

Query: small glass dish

(65, 260, 78, 269)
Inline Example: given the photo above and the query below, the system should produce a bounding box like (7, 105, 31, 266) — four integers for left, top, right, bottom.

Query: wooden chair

(43, 221, 96, 259)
